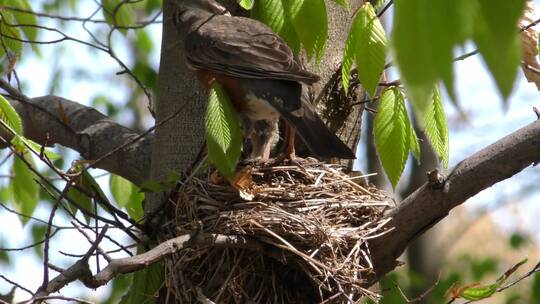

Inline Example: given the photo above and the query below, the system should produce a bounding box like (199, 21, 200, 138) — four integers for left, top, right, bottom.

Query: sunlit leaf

(284, 0, 328, 61)
(237, 0, 254, 10)
(0, 92, 22, 135)
(342, 3, 387, 96)
(252, 0, 300, 53)
(424, 87, 449, 167)
(374, 87, 413, 188)
(205, 82, 242, 178)
(110, 174, 144, 220)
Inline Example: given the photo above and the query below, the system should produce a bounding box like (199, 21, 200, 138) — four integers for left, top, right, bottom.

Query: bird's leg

(284, 122, 296, 160)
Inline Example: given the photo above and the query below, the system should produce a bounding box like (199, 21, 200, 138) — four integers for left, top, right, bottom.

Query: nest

(162, 158, 394, 303)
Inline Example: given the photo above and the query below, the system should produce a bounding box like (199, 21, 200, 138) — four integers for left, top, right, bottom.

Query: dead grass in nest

(163, 157, 394, 303)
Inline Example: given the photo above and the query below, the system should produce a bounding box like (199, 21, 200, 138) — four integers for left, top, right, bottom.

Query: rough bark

(367, 119, 540, 285)
(1, 95, 150, 185)
(313, 0, 365, 170)
(150, 0, 206, 185)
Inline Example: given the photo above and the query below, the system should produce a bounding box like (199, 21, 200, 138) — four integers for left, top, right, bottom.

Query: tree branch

(1, 95, 151, 185)
(367, 119, 540, 284)
(31, 232, 267, 301)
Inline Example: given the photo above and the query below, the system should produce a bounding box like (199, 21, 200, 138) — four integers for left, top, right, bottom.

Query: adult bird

(174, 0, 355, 160)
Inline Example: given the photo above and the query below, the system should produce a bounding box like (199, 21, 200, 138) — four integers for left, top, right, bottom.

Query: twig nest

(165, 157, 393, 303)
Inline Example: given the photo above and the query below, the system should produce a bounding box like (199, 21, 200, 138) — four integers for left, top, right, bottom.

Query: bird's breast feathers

(242, 92, 280, 122)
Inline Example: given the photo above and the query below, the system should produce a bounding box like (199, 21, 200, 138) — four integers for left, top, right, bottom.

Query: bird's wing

(185, 15, 320, 84)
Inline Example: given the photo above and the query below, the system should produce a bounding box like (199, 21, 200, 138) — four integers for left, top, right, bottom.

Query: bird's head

(173, 0, 230, 29)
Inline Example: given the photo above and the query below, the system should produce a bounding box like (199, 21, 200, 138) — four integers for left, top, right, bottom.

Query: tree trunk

(148, 0, 365, 300)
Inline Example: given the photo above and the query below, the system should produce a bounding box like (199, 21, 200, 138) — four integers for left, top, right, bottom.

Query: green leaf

(424, 87, 449, 167)
(509, 233, 528, 250)
(237, 0, 254, 10)
(460, 258, 528, 301)
(343, 3, 387, 96)
(252, 0, 286, 35)
(393, 0, 475, 111)
(205, 82, 242, 178)
(31, 224, 47, 258)
(104, 274, 134, 304)
(0, 11, 23, 56)
(110, 174, 144, 220)
(532, 272, 540, 302)
(473, 0, 526, 100)
(10, 156, 38, 225)
(409, 124, 420, 162)
(252, 0, 300, 53)
(101, 0, 136, 34)
(10, 0, 38, 41)
(25, 139, 61, 160)
(0, 93, 22, 135)
(66, 172, 94, 224)
(459, 282, 499, 301)
(120, 260, 164, 304)
(374, 88, 412, 188)
(283, 0, 328, 61)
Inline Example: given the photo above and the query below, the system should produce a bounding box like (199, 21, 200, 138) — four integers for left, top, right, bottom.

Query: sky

(1, 1, 539, 302)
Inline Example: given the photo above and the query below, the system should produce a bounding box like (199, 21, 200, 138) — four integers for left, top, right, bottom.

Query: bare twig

(31, 232, 263, 300)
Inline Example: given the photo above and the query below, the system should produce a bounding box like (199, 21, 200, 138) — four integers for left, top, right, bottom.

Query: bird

(173, 0, 356, 160)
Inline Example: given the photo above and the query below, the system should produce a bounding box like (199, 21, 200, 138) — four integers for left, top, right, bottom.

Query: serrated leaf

(252, 0, 300, 53)
(237, 0, 254, 10)
(424, 87, 449, 167)
(393, 0, 475, 112)
(110, 174, 144, 220)
(344, 3, 387, 96)
(101, 0, 136, 35)
(473, 0, 526, 100)
(374, 88, 410, 188)
(205, 83, 242, 178)
(0, 94, 22, 135)
(10, 156, 38, 225)
(252, 0, 286, 35)
(284, 0, 328, 61)
(341, 20, 355, 93)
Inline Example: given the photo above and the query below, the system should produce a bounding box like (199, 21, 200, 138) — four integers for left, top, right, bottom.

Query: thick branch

(2, 95, 151, 185)
(368, 119, 540, 284)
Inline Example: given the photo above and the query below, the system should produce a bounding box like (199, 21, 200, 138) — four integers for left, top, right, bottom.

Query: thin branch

(31, 232, 270, 300)
(377, 0, 393, 18)
(0, 275, 34, 296)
